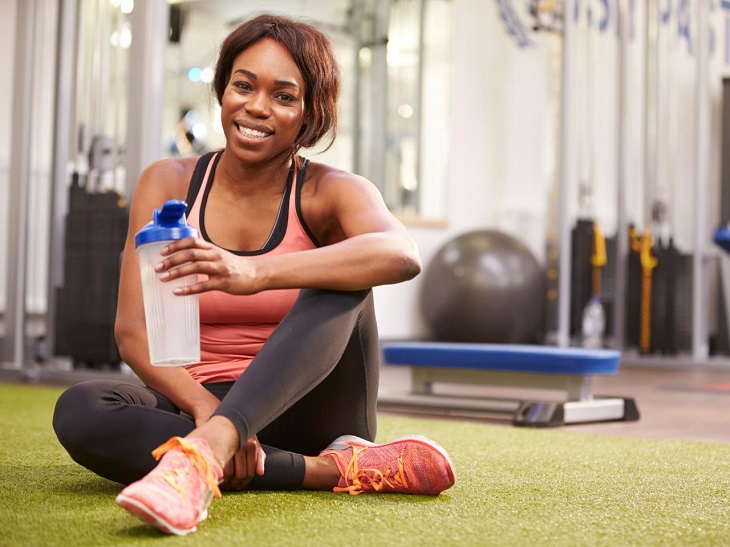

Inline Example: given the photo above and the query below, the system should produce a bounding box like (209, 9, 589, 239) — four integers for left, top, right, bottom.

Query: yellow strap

(537, 0, 557, 13)
(629, 225, 641, 253)
(590, 223, 607, 267)
(639, 229, 657, 353)
(591, 223, 607, 296)
(640, 230, 658, 274)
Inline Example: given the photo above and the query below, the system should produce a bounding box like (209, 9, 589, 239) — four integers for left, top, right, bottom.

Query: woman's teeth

(238, 125, 268, 138)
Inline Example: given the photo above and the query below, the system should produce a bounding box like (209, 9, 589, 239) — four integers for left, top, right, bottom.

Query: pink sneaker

(320, 435, 456, 496)
(115, 437, 223, 536)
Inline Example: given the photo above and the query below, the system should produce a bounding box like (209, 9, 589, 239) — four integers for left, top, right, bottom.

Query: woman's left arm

(157, 170, 422, 294)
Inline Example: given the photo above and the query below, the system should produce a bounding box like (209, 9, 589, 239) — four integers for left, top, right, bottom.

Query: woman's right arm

(114, 159, 221, 425)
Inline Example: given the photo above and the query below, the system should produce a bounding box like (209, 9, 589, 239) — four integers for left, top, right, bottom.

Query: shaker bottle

(135, 200, 200, 366)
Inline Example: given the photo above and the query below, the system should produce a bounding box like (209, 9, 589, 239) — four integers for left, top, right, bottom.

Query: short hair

(213, 14, 341, 154)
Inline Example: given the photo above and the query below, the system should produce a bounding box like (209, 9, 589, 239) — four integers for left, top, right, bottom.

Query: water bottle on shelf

(582, 295, 605, 349)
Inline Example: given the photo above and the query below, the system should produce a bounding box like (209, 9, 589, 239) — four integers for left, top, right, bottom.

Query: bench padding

(382, 342, 621, 375)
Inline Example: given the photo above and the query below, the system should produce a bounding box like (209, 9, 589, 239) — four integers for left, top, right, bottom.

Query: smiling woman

(52, 11, 455, 538)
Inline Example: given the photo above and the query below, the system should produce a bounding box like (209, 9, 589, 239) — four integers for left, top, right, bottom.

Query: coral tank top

(183, 152, 318, 383)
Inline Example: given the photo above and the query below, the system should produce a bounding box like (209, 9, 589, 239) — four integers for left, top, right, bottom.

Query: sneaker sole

(326, 434, 457, 485)
(115, 493, 205, 536)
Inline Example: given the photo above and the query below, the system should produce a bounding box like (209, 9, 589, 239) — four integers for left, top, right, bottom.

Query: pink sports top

(183, 152, 318, 383)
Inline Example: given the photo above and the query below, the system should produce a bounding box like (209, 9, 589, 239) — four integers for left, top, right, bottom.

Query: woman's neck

(215, 149, 293, 196)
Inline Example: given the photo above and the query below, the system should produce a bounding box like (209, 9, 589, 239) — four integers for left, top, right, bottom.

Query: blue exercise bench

(379, 342, 639, 427)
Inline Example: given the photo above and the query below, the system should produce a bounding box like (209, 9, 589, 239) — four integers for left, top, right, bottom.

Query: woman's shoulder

(140, 156, 199, 183)
(136, 156, 200, 198)
(129, 156, 202, 216)
(298, 160, 387, 229)
(303, 160, 372, 192)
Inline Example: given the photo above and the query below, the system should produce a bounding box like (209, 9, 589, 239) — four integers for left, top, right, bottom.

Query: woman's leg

(53, 380, 221, 485)
(215, 289, 378, 450)
(52, 378, 321, 489)
(212, 287, 449, 494)
(221, 288, 380, 490)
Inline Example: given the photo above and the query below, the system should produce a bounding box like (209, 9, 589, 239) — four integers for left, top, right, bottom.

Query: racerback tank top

(183, 151, 318, 383)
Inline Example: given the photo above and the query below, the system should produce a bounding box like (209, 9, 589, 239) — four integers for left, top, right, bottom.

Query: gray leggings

(53, 289, 379, 488)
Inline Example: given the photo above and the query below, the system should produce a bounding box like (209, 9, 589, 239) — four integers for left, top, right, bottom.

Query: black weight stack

(54, 185, 128, 368)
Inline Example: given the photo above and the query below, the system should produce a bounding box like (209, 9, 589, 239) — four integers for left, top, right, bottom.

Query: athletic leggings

(53, 289, 379, 489)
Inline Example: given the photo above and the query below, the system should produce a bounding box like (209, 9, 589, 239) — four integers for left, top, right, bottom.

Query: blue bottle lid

(135, 200, 199, 248)
(714, 225, 730, 253)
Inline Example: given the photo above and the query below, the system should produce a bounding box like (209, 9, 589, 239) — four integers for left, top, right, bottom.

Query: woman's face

(221, 38, 306, 164)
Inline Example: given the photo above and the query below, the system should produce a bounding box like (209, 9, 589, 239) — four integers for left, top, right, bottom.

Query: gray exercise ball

(421, 229, 544, 343)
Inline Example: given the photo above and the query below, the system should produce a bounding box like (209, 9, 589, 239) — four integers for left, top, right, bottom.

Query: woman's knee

(294, 288, 372, 316)
(53, 381, 104, 451)
(53, 380, 141, 454)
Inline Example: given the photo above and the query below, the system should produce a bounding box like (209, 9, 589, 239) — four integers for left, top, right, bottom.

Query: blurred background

(2, 0, 730, 378)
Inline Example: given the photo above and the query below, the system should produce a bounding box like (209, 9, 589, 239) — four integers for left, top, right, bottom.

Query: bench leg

(411, 368, 434, 395)
(566, 375, 593, 402)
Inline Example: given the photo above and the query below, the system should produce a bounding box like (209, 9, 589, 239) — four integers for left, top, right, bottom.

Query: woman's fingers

(152, 237, 256, 295)
(156, 247, 216, 274)
(221, 436, 265, 491)
(256, 438, 266, 476)
(159, 236, 205, 255)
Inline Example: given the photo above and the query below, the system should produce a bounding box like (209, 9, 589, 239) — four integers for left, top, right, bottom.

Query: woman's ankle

(187, 416, 239, 466)
(301, 455, 341, 490)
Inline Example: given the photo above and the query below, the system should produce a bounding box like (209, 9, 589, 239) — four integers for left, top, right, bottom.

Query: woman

(53, 13, 455, 536)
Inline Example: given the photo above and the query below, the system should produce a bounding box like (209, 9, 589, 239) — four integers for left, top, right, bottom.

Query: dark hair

(213, 14, 341, 154)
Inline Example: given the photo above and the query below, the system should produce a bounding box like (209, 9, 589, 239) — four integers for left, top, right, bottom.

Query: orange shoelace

(151, 437, 222, 499)
(333, 446, 409, 495)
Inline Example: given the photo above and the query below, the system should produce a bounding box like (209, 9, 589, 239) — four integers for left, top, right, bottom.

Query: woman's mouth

(236, 123, 270, 139)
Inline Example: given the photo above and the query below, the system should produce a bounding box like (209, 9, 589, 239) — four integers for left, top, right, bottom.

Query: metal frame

(124, 0, 169, 200)
(46, 0, 77, 362)
(692, 0, 710, 361)
(2, 0, 37, 369)
(612, 0, 630, 350)
(556, 0, 576, 348)
(378, 365, 634, 426)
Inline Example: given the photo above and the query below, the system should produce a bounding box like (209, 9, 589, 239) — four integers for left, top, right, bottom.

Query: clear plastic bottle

(135, 200, 200, 366)
(582, 295, 605, 349)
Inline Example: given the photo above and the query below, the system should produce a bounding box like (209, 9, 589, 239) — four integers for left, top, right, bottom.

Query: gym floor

(378, 358, 730, 445)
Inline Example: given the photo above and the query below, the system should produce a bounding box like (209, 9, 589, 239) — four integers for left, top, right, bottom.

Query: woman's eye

(233, 81, 252, 91)
(276, 93, 296, 103)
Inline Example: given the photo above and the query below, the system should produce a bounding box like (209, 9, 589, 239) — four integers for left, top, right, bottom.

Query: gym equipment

(379, 341, 640, 427)
(625, 225, 693, 355)
(714, 226, 730, 353)
(573, 220, 614, 346)
(719, 79, 730, 257)
(420, 230, 544, 344)
(54, 185, 127, 368)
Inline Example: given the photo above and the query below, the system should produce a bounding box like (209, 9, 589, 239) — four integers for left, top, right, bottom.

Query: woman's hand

(220, 435, 266, 491)
(155, 237, 261, 296)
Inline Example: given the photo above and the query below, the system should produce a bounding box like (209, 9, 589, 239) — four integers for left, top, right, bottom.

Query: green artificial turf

(1, 383, 728, 546)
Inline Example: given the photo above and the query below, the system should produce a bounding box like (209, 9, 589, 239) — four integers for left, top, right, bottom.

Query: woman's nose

(245, 92, 270, 117)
